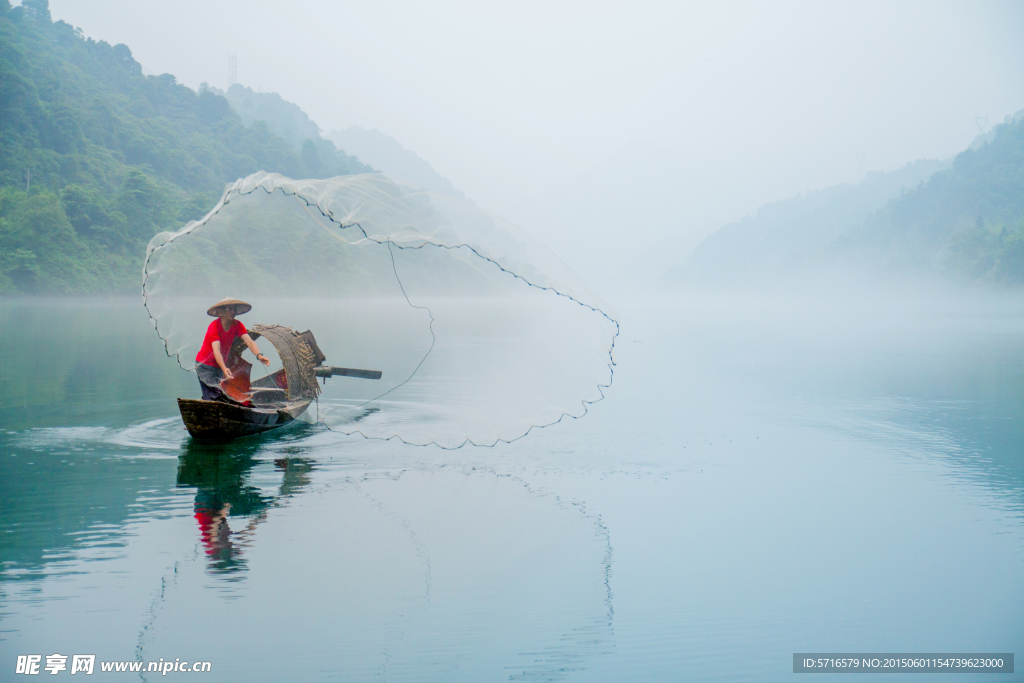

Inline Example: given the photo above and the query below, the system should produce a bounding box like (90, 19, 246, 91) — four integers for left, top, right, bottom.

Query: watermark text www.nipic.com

(15, 655, 212, 675)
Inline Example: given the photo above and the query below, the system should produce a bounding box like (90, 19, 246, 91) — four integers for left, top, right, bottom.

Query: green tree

(0, 0, 373, 293)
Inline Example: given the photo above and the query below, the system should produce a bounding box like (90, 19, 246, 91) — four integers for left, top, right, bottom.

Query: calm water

(1, 295, 1022, 681)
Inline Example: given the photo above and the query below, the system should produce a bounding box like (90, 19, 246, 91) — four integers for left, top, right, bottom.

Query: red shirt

(196, 319, 247, 367)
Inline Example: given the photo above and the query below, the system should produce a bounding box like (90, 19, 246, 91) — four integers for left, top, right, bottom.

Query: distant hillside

(198, 90, 466, 202)
(326, 126, 468, 202)
(676, 109, 1024, 288)
(210, 84, 321, 150)
(834, 112, 1024, 283)
(210, 84, 380, 186)
(674, 159, 948, 286)
(0, 0, 370, 294)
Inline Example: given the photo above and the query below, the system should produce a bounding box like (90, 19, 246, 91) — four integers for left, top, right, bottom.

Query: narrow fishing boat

(177, 324, 381, 441)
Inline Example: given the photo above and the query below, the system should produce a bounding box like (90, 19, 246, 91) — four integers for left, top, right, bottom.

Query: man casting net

(143, 172, 618, 448)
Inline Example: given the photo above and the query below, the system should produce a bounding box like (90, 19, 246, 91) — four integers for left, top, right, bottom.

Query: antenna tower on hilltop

(856, 152, 866, 181)
(228, 53, 237, 86)
(975, 115, 988, 135)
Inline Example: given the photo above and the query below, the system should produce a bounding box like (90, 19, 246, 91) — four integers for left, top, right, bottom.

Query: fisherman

(196, 298, 271, 402)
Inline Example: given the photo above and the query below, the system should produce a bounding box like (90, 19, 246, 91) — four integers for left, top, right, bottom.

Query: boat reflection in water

(176, 438, 315, 574)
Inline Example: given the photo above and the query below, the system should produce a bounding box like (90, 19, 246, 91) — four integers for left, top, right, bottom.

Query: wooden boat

(178, 324, 381, 441)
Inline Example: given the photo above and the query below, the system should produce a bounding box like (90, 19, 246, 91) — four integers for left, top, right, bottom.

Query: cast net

(143, 172, 618, 448)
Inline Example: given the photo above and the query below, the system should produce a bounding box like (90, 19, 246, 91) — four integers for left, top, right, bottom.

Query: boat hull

(177, 398, 305, 441)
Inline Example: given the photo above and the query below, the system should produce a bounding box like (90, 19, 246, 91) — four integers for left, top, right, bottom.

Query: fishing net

(143, 172, 618, 448)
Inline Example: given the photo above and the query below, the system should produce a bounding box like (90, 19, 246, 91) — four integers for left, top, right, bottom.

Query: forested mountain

(678, 110, 1024, 288)
(835, 111, 1024, 283)
(675, 158, 948, 286)
(0, 0, 370, 294)
(327, 126, 469, 202)
(210, 84, 382, 191)
(177, 86, 470, 203)
(211, 84, 321, 150)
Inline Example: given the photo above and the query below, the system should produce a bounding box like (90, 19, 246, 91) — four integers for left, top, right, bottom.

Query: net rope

(143, 172, 618, 448)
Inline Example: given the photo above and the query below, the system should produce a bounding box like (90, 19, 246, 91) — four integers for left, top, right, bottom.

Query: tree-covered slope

(835, 112, 1024, 283)
(675, 158, 948, 287)
(677, 109, 1024, 288)
(0, 0, 371, 294)
(211, 84, 321, 151)
(212, 84, 376, 187)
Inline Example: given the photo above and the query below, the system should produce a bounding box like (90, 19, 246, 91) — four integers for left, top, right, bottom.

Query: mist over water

(2, 294, 1021, 680)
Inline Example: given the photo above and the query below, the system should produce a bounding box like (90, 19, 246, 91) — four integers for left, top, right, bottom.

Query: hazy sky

(45, 0, 1024, 282)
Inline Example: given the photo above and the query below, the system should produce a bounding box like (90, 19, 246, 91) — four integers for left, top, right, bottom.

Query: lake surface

(1, 294, 1022, 681)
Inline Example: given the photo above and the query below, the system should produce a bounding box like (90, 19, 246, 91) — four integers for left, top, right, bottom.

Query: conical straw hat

(207, 298, 252, 317)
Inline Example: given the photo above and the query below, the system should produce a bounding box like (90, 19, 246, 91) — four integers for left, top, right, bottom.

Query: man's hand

(222, 368, 234, 380)
(257, 353, 270, 367)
